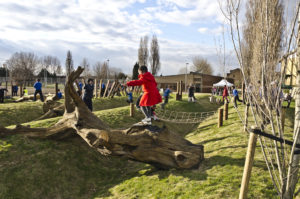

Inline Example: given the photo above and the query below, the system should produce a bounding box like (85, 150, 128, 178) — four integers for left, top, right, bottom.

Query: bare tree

(40, 56, 61, 75)
(5, 52, 38, 84)
(100, 61, 109, 79)
(65, 50, 74, 77)
(149, 35, 160, 75)
(93, 62, 102, 79)
(178, 66, 191, 74)
(138, 36, 149, 66)
(220, 0, 300, 198)
(81, 58, 91, 78)
(191, 56, 213, 75)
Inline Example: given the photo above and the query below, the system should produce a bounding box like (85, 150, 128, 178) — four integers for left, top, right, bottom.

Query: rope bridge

(155, 108, 217, 124)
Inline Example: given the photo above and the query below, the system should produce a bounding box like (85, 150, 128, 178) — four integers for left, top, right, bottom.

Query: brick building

(155, 72, 234, 93)
(226, 68, 242, 88)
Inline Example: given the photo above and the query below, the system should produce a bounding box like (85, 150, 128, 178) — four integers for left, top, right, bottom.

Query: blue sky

(0, 0, 244, 75)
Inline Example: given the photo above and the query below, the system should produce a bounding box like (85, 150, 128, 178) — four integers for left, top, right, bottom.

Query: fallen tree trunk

(1, 67, 204, 169)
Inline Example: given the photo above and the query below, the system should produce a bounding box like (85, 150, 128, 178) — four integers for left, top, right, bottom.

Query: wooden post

(281, 108, 286, 133)
(19, 84, 23, 97)
(177, 82, 179, 94)
(11, 82, 13, 96)
(224, 102, 228, 120)
(98, 79, 103, 98)
(103, 80, 110, 98)
(242, 83, 246, 104)
(108, 82, 116, 97)
(218, 108, 223, 128)
(239, 128, 258, 199)
(244, 104, 249, 132)
(130, 103, 134, 117)
(180, 80, 183, 96)
(55, 82, 58, 96)
(94, 79, 98, 98)
(111, 82, 119, 98)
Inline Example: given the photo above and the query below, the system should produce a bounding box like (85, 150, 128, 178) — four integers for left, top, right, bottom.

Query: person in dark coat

(83, 79, 94, 111)
(0, 85, 8, 103)
(126, 66, 162, 125)
(188, 84, 195, 102)
(33, 79, 44, 102)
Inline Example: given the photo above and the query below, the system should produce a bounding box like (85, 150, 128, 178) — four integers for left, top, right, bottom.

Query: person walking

(33, 79, 44, 102)
(161, 86, 171, 109)
(188, 84, 195, 102)
(126, 66, 162, 125)
(83, 79, 94, 111)
(232, 86, 242, 107)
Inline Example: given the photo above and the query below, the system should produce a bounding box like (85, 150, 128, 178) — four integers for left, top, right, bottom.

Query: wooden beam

(98, 79, 103, 98)
(103, 80, 110, 98)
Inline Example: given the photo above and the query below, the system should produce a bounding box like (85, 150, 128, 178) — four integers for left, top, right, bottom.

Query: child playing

(126, 66, 162, 125)
(57, 89, 63, 99)
(23, 87, 28, 96)
(125, 86, 133, 103)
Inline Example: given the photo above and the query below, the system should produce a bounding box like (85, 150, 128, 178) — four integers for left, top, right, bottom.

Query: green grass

(0, 94, 296, 199)
(0, 96, 130, 127)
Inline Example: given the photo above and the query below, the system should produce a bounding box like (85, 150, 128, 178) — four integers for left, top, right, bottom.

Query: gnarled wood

(2, 67, 204, 169)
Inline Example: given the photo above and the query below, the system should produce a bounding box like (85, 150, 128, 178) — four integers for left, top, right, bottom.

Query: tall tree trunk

(284, 7, 300, 198)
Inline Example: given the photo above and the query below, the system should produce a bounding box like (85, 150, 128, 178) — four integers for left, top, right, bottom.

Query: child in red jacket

(127, 66, 162, 125)
(223, 85, 229, 104)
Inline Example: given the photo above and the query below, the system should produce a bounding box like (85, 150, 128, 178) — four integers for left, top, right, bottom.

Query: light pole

(185, 62, 189, 92)
(107, 59, 109, 81)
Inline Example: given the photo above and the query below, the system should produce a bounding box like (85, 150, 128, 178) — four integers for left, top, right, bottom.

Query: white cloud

(0, 0, 240, 75)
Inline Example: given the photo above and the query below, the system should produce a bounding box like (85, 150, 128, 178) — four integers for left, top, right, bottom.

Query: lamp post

(185, 62, 189, 92)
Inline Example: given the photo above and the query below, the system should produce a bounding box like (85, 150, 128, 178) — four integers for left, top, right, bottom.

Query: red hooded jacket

(127, 72, 162, 106)
(223, 86, 229, 97)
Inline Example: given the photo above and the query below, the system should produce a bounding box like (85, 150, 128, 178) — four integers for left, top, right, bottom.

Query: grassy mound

(0, 94, 296, 198)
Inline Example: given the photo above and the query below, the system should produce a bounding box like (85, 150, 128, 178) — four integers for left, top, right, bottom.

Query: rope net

(155, 108, 216, 124)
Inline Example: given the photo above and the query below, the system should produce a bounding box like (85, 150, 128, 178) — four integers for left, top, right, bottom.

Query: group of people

(0, 78, 64, 103)
(212, 85, 243, 107)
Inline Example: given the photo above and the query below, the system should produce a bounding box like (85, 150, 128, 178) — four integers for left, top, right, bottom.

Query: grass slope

(0, 94, 296, 199)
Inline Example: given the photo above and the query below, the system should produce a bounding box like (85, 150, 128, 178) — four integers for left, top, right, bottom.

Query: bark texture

(1, 67, 204, 169)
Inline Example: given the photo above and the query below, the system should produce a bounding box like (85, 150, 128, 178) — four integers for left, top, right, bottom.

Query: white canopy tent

(213, 79, 234, 87)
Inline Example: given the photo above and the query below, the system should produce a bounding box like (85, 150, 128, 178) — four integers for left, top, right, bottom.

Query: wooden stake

(94, 79, 98, 98)
(107, 82, 116, 97)
(224, 102, 228, 120)
(98, 79, 103, 98)
(177, 82, 179, 94)
(55, 82, 58, 96)
(281, 108, 286, 133)
(19, 84, 23, 97)
(103, 80, 110, 98)
(218, 108, 223, 128)
(239, 128, 258, 199)
(244, 104, 249, 132)
(130, 103, 134, 117)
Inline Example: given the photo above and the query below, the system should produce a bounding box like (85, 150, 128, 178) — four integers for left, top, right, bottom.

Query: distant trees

(132, 62, 139, 80)
(138, 36, 149, 66)
(149, 35, 160, 76)
(65, 50, 74, 77)
(191, 56, 213, 75)
(40, 55, 62, 76)
(93, 62, 102, 79)
(137, 35, 161, 75)
(5, 52, 39, 84)
(81, 58, 91, 78)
